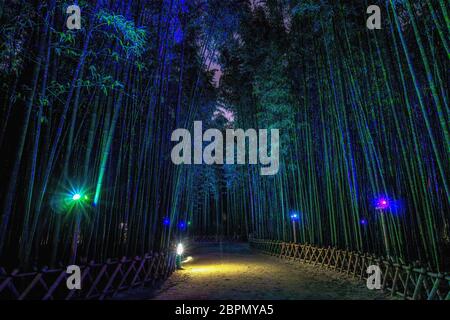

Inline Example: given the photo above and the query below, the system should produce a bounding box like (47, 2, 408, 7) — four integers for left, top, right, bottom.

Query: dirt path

(117, 242, 388, 300)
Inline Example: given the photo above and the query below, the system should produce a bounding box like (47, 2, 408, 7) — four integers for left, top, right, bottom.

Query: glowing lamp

(163, 217, 170, 226)
(175, 243, 184, 269)
(176, 243, 184, 256)
(178, 221, 186, 230)
(375, 197, 391, 210)
(72, 193, 82, 201)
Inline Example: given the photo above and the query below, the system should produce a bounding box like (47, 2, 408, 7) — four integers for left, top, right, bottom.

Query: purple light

(360, 218, 367, 225)
(375, 197, 391, 210)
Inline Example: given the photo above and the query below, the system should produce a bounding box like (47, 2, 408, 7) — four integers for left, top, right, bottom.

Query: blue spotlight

(163, 217, 170, 226)
(178, 220, 186, 230)
(290, 210, 300, 221)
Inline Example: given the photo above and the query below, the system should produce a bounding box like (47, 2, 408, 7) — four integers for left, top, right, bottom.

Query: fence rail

(250, 238, 450, 300)
(0, 251, 176, 300)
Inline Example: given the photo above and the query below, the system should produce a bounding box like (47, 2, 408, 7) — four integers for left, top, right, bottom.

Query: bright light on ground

(188, 263, 251, 275)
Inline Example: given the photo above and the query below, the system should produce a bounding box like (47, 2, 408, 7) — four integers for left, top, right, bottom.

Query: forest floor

(114, 242, 389, 300)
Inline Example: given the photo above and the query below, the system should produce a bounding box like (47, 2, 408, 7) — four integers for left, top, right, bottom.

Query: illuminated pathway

(117, 242, 388, 300)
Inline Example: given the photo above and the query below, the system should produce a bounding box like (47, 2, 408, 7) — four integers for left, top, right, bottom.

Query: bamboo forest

(0, 0, 449, 302)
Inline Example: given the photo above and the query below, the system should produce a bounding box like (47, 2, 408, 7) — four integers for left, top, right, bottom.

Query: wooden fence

(250, 238, 450, 300)
(0, 251, 176, 300)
